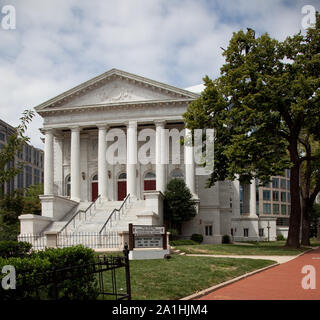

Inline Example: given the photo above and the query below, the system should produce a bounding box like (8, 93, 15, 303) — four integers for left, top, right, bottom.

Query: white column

(98, 125, 108, 200)
(249, 178, 257, 216)
(155, 120, 167, 193)
(44, 129, 54, 195)
(54, 134, 64, 196)
(126, 121, 137, 199)
(70, 126, 81, 202)
(232, 176, 241, 217)
(185, 128, 195, 195)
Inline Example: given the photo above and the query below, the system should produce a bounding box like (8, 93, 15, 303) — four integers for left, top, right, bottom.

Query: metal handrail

(99, 194, 130, 234)
(59, 194, 102, 234)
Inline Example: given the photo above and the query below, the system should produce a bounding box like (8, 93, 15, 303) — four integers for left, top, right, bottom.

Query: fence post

(45, 231, 58, 248)
(123, 243, 131, 300)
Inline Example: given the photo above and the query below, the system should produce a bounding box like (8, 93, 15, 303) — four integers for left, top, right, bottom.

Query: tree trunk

(301, 197, 311, 246)
(286, 143, 301, 248)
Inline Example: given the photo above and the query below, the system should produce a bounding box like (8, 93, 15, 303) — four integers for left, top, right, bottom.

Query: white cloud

(0, 0, 317, 148)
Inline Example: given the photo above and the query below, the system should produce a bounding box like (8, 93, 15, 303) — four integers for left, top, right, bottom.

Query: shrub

(0, 245, 99, 300)
(0, 241, 32, 259)
(277, 234, 285, 241)
(222, 235, 231, 244)
(170, 239, 198, 246)
(191, 234, 203, 243)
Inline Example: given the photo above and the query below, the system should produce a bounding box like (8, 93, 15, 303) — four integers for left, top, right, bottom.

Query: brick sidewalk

(198, 248, 320, 300)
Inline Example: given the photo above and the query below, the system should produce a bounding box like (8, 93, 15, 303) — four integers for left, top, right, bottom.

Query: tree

(299, 133, 320, 245)
(0, 184, 43, 241)
(163, 179, 196, 232)
(184, 14, 320, 248)
(0, 109, 34, 192)
(310, 203, 320, 238)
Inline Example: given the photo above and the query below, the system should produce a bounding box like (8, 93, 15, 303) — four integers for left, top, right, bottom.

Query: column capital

(41, 128, 54, 135)
(97, 123, 109, 130)
(154, 120, 166, 127)
(70, 126, 81, 133)
(125, 120, 138, 129)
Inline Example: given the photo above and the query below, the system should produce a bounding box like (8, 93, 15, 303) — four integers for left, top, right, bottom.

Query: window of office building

(281, 192, 286, 202)
(263, 203, 271, 214)
(263, 190, 271, 201)
(25, 166, 32, 188)
(287, 180, 290, 190)
(287, 192, 290, 202)
(281, 204, 287, 215)
(273, 191, 279, 201)
(273, 204, 280, 214)
(17, 170, 24, 189)
(34, 168, 41, 185)
(280, 179, 286, 189)
(0, 132, 5, 141)
(272, 178, 279, 188)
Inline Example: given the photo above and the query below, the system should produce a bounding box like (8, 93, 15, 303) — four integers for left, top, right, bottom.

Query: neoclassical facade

(19, 69, 277, 243)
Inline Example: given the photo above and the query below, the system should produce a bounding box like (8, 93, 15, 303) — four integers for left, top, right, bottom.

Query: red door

(144, 180, 156, 191)
(118, 181, 127, 201)
(92, 182, 98, 201)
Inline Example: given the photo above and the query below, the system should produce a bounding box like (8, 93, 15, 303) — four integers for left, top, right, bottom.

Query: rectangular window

(288, 205, 291, 215)
(205, 225, 213, 236)
(272, 178, 279, 188)
(0, 132, 5, 141)
(263, 203, 271, 214)
(287, 180, 290, 190)
(281, 192, 286, 202)
(273, 191, 279, 201)
(281, 204, 287, 215)
(263, 190, 271, 201)
(259, 228, 264, 237)
(280, 179, 286, 189)
(273, 204, 280, 214)
(244, 228, 249, 237)
(287, 192, 290, 202)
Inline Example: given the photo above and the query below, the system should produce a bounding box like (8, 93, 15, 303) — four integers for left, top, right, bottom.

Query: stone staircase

(42, 195, 161, 237)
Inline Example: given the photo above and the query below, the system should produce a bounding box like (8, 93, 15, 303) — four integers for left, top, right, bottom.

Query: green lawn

(99, 255, 275, 300)
(175, 241, 311, 256)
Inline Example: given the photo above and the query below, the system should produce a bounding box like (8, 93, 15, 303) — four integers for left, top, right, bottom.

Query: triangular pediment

(35, 69, 199, 112)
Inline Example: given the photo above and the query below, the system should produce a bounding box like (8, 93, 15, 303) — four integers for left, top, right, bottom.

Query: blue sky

(0, 0, 318, 148)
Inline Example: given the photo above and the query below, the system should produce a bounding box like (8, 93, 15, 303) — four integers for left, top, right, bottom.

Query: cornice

(37, 98, 193, 116)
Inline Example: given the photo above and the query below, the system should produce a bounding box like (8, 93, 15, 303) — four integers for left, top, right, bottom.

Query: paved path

(187, 254, 295, 264)
(198, 248, 320, 300)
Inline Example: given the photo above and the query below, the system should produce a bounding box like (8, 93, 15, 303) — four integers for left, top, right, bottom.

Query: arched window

(65, 175, 71, 197)
(92, 174, 98, 182)
(144, 171, 156, 191)
(118, 172, 127, 180)
(170, 169, 184, 180)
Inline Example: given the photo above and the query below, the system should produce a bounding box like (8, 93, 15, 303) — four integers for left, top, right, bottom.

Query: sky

(0, 0, 318, 148)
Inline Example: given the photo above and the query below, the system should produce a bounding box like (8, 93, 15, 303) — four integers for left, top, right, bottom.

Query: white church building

(19, 69, 276, 248)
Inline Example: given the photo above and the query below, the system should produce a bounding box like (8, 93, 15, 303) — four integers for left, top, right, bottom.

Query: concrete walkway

(187, 254, 297, 264)
(198, 248, 320, 300)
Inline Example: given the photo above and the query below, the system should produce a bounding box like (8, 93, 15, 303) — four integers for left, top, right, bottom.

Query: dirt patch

(210, 264, 238, 271)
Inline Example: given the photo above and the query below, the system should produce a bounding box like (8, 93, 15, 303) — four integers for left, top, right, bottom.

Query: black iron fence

(8, 245, 131, 300)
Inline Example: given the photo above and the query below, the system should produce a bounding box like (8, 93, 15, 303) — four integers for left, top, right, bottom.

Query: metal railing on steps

(99, 194, 131, 234)
(59, 195, 102, 235)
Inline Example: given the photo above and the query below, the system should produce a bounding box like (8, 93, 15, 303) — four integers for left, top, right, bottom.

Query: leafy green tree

(184, 14, 320, 248)
(0, 191, 24, 241)
(299, 134, 320, 245)
(164, 179, 196, 233)
(0, 109, 34, 192)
